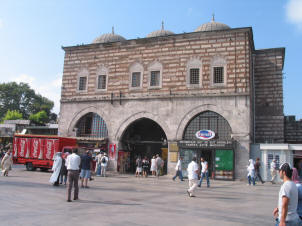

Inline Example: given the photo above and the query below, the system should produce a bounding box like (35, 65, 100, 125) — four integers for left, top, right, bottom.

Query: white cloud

(12, 73, 62, 114)
(286, 0, 302, 30)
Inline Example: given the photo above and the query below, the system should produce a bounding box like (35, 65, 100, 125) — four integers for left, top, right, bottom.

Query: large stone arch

(176, 104, 236, 140)
(114, 111, 171, 142)
(67, 105, 110, 137)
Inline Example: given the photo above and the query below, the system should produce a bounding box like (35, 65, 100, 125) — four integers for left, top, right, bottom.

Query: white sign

(195, 130, 215, 140)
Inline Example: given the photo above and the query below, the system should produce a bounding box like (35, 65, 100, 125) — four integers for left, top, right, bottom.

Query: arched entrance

(74, 112, 108, 148)
(119, 118, 168, 174)
(179, 111, 234, 179)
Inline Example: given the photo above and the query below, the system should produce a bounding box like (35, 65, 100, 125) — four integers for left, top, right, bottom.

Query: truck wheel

(40, 168, 48, 172)
(26, 163, 36, 171)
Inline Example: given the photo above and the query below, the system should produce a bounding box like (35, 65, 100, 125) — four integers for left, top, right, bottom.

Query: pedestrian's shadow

(77, 199, 142, 206)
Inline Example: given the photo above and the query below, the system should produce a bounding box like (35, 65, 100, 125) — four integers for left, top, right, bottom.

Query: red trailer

(12, 134, 77, 171)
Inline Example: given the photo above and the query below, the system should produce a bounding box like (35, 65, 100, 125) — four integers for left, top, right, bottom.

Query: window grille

(150, 71, 160, 87)
(213, 67, 224, 84)
(131, 72, 141, 87)
(183, 111, 231, 140)
(190, 68, 200, 85)
(98, 75, 106, 89)
(79, 77, 87, 90)
(76, 113, 108, 138)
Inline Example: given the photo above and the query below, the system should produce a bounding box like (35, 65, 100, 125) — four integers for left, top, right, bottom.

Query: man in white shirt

(172, 157, 184, 181)
(65, 148, 81, 202)
(271, 159, 277, 184)
(100, 153, 109, 177)
(273, 163, 300, 226)
(198, 157, 210, 188)
(187, 157, 199, 197)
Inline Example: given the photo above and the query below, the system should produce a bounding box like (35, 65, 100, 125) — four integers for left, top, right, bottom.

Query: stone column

(167, 141, 179, 175)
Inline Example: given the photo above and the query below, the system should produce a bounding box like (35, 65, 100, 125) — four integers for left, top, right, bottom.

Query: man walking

(172, 156, 184, 181)
(66, 148, 81, 202)
(100, 153, 109, 177)
(95, 152, 103, 176)
(80, 150, 92, 188)
(271, 159, 277, 184)
(155, 154, 163, 178)
(187, 157, 199, 197)
(273, 163, 300, 225)
(198, 157, 210, 188)
(254, 157, 265, 184)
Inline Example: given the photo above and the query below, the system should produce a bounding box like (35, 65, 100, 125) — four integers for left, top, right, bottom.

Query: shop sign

(195, 130, 215, 140)
(178, 140, 233, 149)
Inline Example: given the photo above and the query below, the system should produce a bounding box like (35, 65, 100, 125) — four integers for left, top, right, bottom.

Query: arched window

(77, 68, 89, 92)
(186, 57, 202, 88)
(211, 56, 227, 86)
(148, 61, 162, 89)
(96, 65, 108, 91)
(183, 111, 231, 141)
(75, 112, 108, 138)
(129, 62, 144, 89)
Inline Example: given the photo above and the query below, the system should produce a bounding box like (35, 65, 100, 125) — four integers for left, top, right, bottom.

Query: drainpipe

(252, 53, 256, 144)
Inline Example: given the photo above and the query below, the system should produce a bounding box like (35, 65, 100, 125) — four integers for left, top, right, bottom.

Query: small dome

(92, 27, 126, 44)
(195, 15, 230, 32)
(146, 21, 174, 38)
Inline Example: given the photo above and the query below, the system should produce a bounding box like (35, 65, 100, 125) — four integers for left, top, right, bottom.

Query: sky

(0, 0, 301, 119)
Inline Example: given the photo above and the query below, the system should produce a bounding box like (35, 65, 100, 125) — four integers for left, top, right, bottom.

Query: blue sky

(0, 0, 301, 119)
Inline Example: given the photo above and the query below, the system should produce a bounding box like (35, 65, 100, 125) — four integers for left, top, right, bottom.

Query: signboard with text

(178, 140, 233, 149)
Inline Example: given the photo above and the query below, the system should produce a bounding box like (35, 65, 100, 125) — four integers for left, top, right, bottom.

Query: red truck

(12, 134, 77, 171)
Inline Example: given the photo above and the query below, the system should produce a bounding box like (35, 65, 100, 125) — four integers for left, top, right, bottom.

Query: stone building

(58, 18, 285, 179)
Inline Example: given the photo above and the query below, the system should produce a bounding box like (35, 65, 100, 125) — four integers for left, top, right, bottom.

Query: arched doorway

(74, 112, 108, 149)
(119, 118, 168, 174)
(179, 111, 234, 179)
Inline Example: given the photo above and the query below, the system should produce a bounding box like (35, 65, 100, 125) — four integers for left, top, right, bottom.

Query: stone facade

(58, 26, 285, 179)
(254, 48, 285, 143)
(285, 116, 302, 143)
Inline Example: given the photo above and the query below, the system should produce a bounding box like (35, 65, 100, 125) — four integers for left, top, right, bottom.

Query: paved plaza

(0, 166, 280, 226)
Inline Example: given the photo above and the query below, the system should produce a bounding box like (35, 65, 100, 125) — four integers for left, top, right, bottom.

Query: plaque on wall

(169, 142, 179, 152)
(170, 152, 178, 162)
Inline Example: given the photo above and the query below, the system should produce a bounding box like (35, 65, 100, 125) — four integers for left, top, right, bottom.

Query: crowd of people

(3, 145, 302, 225)
(48, 149, 109, 202)
(135, 154, 164, 178)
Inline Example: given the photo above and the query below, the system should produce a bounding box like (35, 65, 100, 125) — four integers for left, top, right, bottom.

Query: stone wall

(61, 28, 252, 103)
(285, 116, 302, 143)
(254, 48, 285, 143)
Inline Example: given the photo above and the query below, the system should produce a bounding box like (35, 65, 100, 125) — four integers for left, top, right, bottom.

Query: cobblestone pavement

(0, 166, 280, 226)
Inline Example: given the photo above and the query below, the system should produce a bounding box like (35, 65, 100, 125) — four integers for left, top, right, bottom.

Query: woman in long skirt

(1, 150, 13, 176)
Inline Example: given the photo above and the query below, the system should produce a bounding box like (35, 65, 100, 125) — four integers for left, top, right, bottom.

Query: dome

(195, 15, 230, 32)
(92, 27, 126, 44)
(146, 21, 175, 38)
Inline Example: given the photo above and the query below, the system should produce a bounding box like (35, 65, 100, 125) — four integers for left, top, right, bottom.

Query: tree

(29, 111, 48, 125)
(0, 82, 55, 121)
(2, 110, 23, 121)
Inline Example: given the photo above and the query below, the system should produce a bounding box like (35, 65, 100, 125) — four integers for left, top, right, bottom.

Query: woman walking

(1, 150, 13, 176)
(247, 159, 255, 186)
(142, 156, 150, 177)
(150, 156, 156, 176)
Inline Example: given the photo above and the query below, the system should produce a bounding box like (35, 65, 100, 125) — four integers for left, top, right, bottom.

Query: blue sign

(195, 130, 215, 140)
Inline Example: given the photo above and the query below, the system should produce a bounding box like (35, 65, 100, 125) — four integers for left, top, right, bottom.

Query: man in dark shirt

(80, 150, 92, 188)
(254, 157, 265, 184)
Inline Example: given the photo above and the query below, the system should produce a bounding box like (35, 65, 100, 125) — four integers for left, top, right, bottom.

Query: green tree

(0, 82, 55, 121)
(2, 110, 23, 121)
(29, 111, 48, 125)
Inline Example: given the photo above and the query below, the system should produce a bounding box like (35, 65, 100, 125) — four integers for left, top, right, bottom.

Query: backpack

(101, 157, 107, 164)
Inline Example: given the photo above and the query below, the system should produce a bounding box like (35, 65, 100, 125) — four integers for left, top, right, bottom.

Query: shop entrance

(119, 118, 168, 174)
